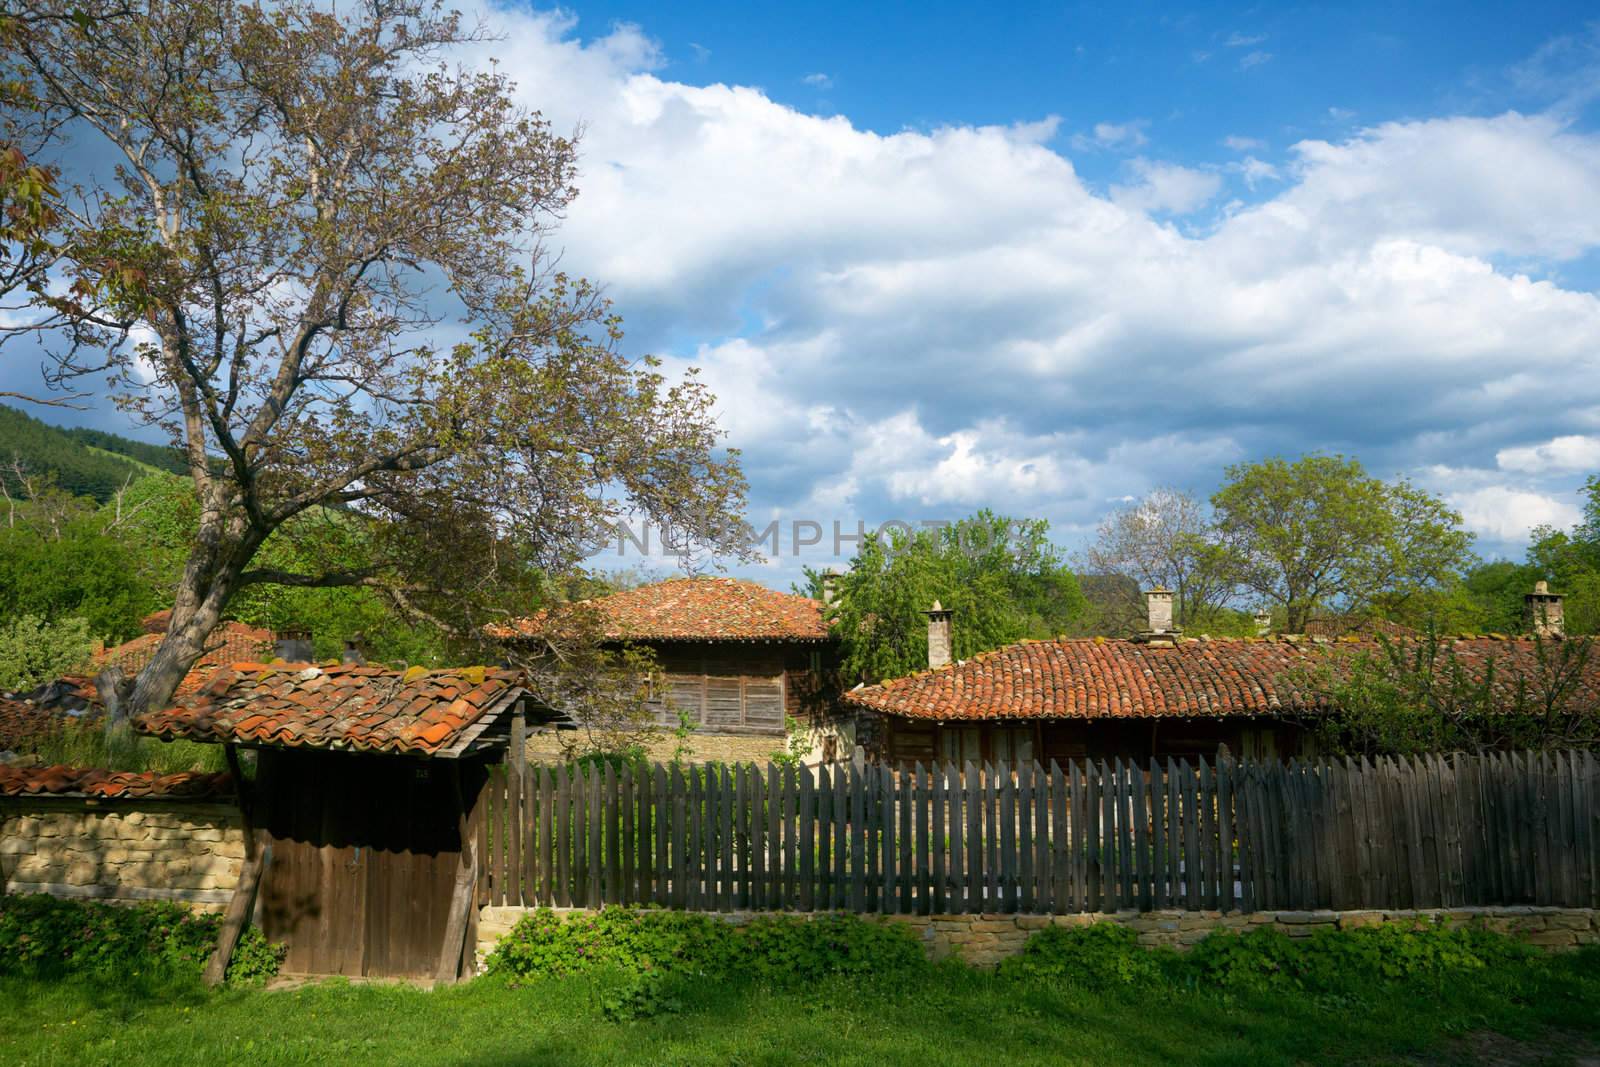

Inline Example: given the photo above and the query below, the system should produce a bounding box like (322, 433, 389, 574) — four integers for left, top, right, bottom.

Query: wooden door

(256, 750, 477, 978)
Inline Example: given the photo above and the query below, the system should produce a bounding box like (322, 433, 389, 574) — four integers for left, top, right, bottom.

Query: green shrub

(998, 919, 1542, 998)
(0, 894, 218, 975)
(225, 926, 288, 986)
(1186, 921, 1537, 994)
(998, 922, 1168, 990)
(0, 614, 94, 692)
(0, 894, 283, 983)
(738, 912, 924, 983)
(484, 908, 927, 986)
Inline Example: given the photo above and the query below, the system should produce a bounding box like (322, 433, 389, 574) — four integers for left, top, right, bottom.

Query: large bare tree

(1081, 488, 1238, 632)
(4, 0, 747, 717)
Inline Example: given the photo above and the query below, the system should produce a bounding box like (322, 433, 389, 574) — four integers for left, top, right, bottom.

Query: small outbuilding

(136, 660, 526, 982)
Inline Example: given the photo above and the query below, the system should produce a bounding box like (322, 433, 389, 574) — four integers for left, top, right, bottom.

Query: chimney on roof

(1133, 587, 1180, 646)
(342, 635, 366, 666)
(1525, 581, 1564, 638)
(1253, 609, 1272, 637)
(273, 628, 312, 663)
(820, 567, 843, 608)
(923, 600, 954, 669)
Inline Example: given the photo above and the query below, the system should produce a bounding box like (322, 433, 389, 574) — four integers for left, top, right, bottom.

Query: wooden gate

(254, 749, 485, 978)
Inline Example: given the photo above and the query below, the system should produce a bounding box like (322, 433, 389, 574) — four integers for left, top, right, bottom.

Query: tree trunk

(124, 522, 259, 719)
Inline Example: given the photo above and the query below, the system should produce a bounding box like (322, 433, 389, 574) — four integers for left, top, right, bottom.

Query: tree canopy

(4, 0, 746, 716)
(1211, 454, 1474, 632)
(809, 511, 1086, 685)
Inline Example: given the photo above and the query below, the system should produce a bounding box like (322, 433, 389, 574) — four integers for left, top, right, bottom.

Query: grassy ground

(5, 949, 1600, 1067)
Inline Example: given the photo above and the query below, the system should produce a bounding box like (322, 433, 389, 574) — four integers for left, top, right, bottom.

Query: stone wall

(474, 905, 1600, 971)
(1, 797, 245, 909)
(524, 729, 784, 767)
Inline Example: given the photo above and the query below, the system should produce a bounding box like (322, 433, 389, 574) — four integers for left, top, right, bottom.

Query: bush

(0, 894, 218, 975)
(997, 919, 1542, 998)
(226, 926, 288, 986)
(998, 922, 1168, 990)
(1185, 921, 1537, 994)
(0, 614, 94, 692)
(484, 908, 927, 987)
(0, 894, 283, 984)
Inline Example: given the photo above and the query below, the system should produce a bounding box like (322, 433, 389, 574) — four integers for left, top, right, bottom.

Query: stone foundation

(524, 730, 787, 767)
(1, 798, 246, 909)
(475, 905, 1600, 970)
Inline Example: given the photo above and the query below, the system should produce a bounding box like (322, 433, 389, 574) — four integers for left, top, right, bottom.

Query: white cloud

(1449, 487, 1583, 541)
(1074, 120, 1149, 151)
(1110, 158, 1223, 214)
(1225, 33, 1268, 48)
(1497, 435, 1600, 474)
(1238, 51, 1273, 71)
(1227, 155, 1280, 188)
(801, 72, 833, 89)
(450, 9, 1600, 572)
(1223, 135, 1265, 151)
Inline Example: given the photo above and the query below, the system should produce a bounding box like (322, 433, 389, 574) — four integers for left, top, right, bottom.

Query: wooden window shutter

(743, 678, 784, 730)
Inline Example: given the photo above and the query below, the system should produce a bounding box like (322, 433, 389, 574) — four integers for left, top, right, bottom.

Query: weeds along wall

(0, 796, 245, 910)
(475, 905, 1600, 971)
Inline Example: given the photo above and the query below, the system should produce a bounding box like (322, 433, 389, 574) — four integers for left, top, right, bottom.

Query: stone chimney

(923, 600, 954, 669)
(342, 635, 366, 666)
(1525, 581, 1564, 637)
(1145, 588, 1175, 634)
(820, 567, 843, 608)
(1133, 588, 1179, 645)
(1253, 609, 1272, 637)
(273, 628, 313, 663)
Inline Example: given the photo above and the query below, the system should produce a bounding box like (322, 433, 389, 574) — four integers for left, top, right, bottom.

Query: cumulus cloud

(1110, 158, 1223, 214)
(449, 9, 1600, 570)
(1223, 135, 1265, 151)
(1497, 435, 1600, 474)
(1449, 487, 1583, 541)
(801, 72, 833, 89)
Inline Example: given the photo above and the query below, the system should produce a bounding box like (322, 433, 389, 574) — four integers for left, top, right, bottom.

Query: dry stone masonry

(1, 798, 245, 908)
(475, 905, 1600, 971)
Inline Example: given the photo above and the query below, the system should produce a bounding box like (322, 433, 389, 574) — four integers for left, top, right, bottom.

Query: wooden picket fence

(474, 750, 1600, 914)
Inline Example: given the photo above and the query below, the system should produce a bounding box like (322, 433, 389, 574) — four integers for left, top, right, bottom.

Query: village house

(842, 585, 1594, 770)
(491, 576, 843, 764)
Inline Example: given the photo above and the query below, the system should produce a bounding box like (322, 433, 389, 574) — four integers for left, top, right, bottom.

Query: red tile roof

(0, 763, 234, 801)
(843, 635, 1600, 722)
(0, 699, 68, 752)
(490, 577, 830, 643)
(134, 662, 524, 756)
(96, 619, 274, 696)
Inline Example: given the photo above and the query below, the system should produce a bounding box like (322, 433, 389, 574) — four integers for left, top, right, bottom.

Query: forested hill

(0, 404, 187, 502)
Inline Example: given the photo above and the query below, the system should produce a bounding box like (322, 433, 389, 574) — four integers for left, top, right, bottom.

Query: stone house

(492, 576, 843, 764)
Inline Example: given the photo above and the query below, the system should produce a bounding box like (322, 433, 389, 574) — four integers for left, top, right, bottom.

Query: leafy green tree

(8, 0, 746, 718)
(1522, 475, 1600, 636)
(809, 511, 1086, 684)
(1211, 455, 1475, 633)
(0, 516, 156, 641)
(0, 614, 93, 691)
(1290, 630, 1600, 757)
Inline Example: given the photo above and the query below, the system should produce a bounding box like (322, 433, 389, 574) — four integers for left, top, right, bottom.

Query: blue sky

(13, 2, 1600, 589)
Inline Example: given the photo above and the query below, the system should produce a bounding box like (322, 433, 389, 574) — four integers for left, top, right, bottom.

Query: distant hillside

(0, 405, 185, 503)
(61, 425, 187, 476)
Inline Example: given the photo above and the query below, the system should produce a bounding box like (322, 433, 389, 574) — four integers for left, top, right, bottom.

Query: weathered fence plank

(502, 750, 1594, 918)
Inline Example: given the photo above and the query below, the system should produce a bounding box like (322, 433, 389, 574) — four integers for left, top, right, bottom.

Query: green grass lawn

(5, 948, 1600, 1067)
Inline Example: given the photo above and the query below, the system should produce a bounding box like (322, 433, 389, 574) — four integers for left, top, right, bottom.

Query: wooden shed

(136, 660, 526, 982)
